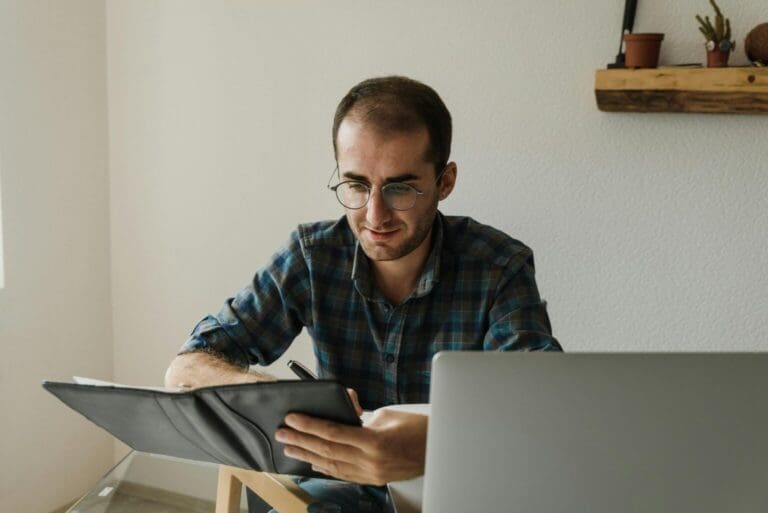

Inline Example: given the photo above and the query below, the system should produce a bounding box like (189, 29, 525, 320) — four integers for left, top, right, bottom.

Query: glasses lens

(336, 182, 370, 209)
(383, 183, 418, 210)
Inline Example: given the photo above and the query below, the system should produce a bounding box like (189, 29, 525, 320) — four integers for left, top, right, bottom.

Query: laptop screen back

(423, 352, 768, 513)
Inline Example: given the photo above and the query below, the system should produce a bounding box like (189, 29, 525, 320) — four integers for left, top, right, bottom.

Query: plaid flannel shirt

(179, 212, 561, 410)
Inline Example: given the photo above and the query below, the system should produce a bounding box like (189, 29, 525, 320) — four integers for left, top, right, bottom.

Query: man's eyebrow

(341, 171, 420, 183)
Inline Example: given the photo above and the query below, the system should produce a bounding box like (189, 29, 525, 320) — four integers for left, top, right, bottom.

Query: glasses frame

(327, 165, 446, 211)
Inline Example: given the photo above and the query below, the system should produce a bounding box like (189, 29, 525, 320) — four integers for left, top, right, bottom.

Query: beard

(351, 194, 439, 262)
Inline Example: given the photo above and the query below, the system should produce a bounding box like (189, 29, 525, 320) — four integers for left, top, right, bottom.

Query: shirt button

(383, 353, 395, 364)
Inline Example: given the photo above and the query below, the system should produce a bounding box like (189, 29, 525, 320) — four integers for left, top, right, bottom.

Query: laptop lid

(422, 352, 768, 513)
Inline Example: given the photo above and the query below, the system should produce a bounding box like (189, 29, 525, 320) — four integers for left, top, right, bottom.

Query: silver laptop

(422, 352, 768, 513)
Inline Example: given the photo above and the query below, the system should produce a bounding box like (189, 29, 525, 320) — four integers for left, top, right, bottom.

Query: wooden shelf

(595, 67, 768, 114)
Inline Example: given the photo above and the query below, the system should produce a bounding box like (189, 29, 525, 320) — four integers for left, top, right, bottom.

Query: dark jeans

(247, 477, 392, 513)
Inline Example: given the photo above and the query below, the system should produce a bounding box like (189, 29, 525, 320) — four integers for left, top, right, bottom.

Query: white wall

(0, 1, 113, 512)
(1, 150, 5, 289)
(107, 0, 768, 398)
(3, 1, 767, 511)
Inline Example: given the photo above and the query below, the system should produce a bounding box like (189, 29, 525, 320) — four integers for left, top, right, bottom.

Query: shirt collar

(351, 213, 444, 303)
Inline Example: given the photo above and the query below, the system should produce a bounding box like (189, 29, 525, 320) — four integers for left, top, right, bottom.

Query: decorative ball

(718, 39, 734, 52)
(745, 23, 768, 65)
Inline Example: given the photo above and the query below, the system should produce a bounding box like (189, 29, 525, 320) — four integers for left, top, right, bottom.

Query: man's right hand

(163, 351, 276, 389)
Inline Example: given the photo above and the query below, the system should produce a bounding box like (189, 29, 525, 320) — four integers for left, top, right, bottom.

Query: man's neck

(371, 228, 434, 306)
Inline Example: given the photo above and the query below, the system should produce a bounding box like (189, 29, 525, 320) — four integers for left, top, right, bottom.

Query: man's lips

(364, 227, 399, 241)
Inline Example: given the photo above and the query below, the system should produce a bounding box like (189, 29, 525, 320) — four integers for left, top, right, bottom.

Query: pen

(287, 360, 317, 381)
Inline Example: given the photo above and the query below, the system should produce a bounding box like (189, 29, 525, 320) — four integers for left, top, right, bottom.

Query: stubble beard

(353, 194, 439, 262)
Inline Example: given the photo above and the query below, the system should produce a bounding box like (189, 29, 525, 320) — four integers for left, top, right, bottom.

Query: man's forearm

(164, 351, 275, 389)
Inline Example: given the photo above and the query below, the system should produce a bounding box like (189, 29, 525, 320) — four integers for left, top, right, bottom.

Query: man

(164, 75, 561, 512)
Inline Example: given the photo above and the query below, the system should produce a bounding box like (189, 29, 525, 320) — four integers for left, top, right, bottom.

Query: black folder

(43, 380, 361, 477)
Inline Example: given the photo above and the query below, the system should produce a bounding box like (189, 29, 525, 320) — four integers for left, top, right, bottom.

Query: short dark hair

(332, 76, 452, 174)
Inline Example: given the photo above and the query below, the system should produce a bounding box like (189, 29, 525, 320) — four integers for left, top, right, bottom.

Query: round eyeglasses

(327, 166, 445, 211)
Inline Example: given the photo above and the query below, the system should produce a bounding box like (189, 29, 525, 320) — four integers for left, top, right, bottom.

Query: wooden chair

(215, 465, 318, 513)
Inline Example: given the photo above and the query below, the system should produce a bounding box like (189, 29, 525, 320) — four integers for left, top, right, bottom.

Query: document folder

(43, 380, 361, 477)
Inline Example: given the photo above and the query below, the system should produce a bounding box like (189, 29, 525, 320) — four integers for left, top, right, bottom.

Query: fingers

(346, 388, 363, 416)
(281, 442, 359, 478)
(276, 426, 364, 466)
(275, 413, 397, 485)
(282, 443, 386, 485)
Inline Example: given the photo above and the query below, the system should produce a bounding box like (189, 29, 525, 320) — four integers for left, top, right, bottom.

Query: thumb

(346, 388, 364, 416)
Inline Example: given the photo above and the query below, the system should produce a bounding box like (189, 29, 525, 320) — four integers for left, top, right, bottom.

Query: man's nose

(365, 187, 392, 226)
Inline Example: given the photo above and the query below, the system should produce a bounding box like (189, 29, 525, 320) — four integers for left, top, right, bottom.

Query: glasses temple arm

(326, 166, 340, 190)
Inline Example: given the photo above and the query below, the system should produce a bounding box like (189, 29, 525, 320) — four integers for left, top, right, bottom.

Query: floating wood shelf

(595, 67, 768, 114)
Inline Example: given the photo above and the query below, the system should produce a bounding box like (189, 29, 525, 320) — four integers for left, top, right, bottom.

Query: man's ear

(438, 162, 457, 201)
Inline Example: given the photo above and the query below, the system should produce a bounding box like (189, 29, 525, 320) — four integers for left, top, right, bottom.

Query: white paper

(72, 376, 183, 393)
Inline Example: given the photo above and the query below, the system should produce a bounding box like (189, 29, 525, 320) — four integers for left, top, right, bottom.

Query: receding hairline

(335, 111, 433, 165)
(335, 101, 434, 162)
(331, 75, 453, 174)
(339, 105, 429, 135)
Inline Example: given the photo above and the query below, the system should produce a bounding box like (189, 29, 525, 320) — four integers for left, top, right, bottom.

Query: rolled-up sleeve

(178, 230, 312, 367)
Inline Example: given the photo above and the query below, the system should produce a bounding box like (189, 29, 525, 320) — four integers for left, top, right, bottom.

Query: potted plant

(696, 0, 735, 67)
(624, 33, 665, 68)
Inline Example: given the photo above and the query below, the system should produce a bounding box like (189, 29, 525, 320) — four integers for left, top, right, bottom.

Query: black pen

(287, 360, 317, 381)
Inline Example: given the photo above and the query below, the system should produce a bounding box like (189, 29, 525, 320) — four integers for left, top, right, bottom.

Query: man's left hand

(275, 408, 428, 485)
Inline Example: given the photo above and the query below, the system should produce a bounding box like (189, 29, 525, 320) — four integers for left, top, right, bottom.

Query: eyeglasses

(327, 166, 446, 211)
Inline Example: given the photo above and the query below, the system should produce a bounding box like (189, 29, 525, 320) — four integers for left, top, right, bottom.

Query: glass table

(66, 451, 255, 513)
(66, 447, 424, 513)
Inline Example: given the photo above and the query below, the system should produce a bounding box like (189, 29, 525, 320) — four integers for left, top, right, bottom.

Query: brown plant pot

(706, 49, 730, 67)
(624, 33, 664, 68)
(745, 23, 768, 65)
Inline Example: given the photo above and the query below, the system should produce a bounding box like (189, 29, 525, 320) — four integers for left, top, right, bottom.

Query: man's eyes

(347, 182, 369, 192)
(346, 182, 414, 192)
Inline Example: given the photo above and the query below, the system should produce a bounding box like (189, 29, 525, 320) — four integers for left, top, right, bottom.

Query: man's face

(335, 118, 445, 262)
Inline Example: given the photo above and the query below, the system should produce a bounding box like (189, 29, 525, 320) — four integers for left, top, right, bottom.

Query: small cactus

(696, 0, 735, 51)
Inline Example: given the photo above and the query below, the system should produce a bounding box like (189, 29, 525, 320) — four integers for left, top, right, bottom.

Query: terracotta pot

(706, 49, 730, 67)
(745, 22, 768, 65)
(624, 33, 665, 68)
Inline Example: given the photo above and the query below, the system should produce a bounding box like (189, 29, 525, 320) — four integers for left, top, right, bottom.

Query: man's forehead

(337, 155, 432, 180)
(336, 120, 431, 171)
